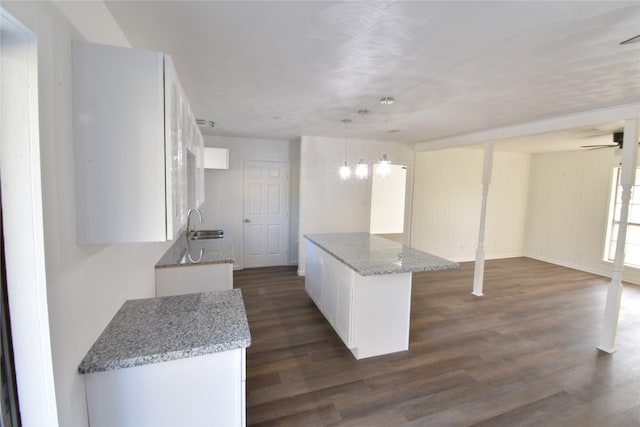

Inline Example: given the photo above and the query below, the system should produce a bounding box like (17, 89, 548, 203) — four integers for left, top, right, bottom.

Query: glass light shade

(376, 155, 392, 178)
(339, 163, 352, 180)
(355, 159, 368, 179)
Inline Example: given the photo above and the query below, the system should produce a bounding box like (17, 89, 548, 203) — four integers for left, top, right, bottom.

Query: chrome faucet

(187, 208, 203, 239)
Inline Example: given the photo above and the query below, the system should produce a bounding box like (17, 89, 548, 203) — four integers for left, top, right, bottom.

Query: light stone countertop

(78, 289, 251, 374)
(304, 232, 458, 276)
(155, 231, 234, 268)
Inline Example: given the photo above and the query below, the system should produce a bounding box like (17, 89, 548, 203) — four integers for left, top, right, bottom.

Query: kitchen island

(304, 232, 457, 359)
(78, 289, 250, 426)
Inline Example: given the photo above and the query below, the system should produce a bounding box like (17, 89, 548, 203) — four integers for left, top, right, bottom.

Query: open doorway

(370, 164, 407, 244)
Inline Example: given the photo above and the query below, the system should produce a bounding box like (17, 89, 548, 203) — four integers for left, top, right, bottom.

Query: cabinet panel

(321, 267, 338, 326)
(73, 42, 204, 244)
(304, 241, 322, 305)
(73, 42, 166, 244)
(335, 271, 353, 346)
(204, 147, 229, 169)
(84, 349, 244, 426)
(164, 56, 186, 239)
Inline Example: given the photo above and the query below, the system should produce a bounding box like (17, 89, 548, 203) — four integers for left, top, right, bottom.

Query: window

(604, 167, 640, 267)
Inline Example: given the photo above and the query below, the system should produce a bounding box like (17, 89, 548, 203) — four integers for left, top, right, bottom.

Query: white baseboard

(446, 252, 525, 263)
(523, 252, 640, 286)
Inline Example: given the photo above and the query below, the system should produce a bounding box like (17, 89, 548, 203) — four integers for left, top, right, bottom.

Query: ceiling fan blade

(580, 144, 618, 148)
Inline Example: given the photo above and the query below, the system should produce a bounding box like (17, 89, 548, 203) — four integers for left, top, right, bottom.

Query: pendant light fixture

(355, 158, 368, 179)
(376, 96, 394, 178)
(355, 109, 369, 179)
(339, 119, 352, 180)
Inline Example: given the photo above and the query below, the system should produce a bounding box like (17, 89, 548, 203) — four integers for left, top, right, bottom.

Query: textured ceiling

(104, 1, 640, 149)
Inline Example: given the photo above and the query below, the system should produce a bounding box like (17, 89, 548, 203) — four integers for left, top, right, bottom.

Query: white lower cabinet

(84, 349, 246, 427)
(304, 240, 412, 359)
(155, 262, 233, 297)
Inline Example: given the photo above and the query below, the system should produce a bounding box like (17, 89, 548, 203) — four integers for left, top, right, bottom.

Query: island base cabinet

(155, 262, 233, 297)
(84, 348, 246, 427)
(350, 273, 412, 359)
(305, 240, 412, 359)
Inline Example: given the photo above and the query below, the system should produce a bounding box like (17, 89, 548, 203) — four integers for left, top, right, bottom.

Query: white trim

(0, 9, 58, 425)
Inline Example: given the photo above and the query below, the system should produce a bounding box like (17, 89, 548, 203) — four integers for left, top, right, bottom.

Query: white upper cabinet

(73, 41, 204, 244)
(204, 147, 229, 169)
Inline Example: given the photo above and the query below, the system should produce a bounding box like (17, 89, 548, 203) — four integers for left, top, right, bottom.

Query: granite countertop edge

(304, 232, 458, 276)
(78, 337, 251, 375)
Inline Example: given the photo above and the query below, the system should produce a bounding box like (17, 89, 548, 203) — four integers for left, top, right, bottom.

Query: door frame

(0, 9, 58, 425)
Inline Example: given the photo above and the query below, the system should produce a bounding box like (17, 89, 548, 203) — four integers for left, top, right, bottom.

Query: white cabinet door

(304, 241, 322, 305)
(321, 251, 353, 345)
(204, 147, 229, 169)
(73, 42, 166, 244)
(195, 131, 205, 207)
(164, 56, 186, 240)
(321, 266, 338, 327)
(73, 42, 203, 244)
(335, 269, 353, 346)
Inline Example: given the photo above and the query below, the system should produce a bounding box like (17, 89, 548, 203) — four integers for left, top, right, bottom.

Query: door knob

(244, 219, 250, 223)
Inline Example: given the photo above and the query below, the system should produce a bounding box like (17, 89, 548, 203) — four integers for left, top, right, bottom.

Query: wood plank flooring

(234, 258, 640, 426)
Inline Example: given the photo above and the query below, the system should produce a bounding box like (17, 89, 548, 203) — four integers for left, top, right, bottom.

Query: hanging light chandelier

(355, 158, 368, 179)
(339, 119, 352, 180)
(376, 96, 394, 178)
(355, 109, 369, 179)
(376, 153, 392, 177)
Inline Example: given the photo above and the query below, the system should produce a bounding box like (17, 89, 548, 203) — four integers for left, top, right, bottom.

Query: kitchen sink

(190, 230, 224, 240)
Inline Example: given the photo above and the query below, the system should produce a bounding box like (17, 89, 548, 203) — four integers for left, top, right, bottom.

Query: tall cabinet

(73, 41, 204, 244)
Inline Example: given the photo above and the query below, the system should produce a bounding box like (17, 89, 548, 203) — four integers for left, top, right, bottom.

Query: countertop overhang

(78, 289, 251, 374)
(304, 232, 458, 276)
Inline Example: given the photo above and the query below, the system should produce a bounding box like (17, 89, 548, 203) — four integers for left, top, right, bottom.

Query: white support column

(598, 118, 639, 353)
(472, 142, 494, 296)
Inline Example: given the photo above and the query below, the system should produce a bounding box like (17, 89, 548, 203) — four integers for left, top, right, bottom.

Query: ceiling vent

(196, 119, 215, 128)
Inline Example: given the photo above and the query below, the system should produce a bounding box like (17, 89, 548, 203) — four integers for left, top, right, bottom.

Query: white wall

(524, 148, 640, 284)
(200, 135, 294, 269)
(370, 164, 407, 234)
(411, 147, 531, 262)
(3, 2, 174, 425)
(298, 136, 414, 273)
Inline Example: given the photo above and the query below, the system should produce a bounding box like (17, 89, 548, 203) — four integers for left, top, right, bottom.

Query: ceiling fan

(581, 132, 625, 150)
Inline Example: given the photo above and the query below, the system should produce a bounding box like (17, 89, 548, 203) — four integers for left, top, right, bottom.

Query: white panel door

(243, 161, 289, 268)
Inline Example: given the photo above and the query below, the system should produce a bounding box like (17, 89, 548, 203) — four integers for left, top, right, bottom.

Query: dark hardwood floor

(234, 258, 640, 427)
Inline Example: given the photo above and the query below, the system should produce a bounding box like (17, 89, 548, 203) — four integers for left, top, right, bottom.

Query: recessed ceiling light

(380, 97, 394, 105)
(620, 34, 640, 45)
